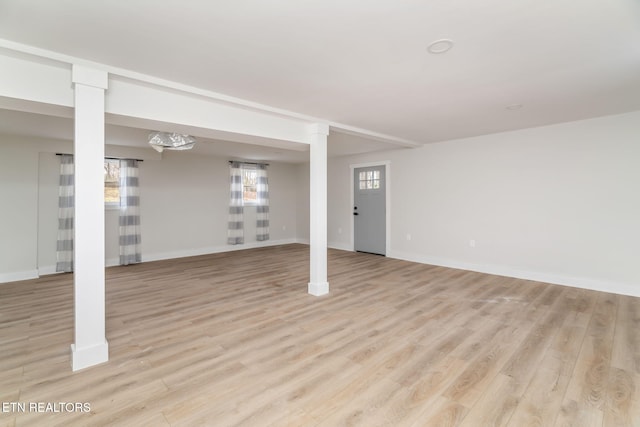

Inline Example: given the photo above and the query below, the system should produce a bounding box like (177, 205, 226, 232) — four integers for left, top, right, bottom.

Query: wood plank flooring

(1, 244, 639, 426)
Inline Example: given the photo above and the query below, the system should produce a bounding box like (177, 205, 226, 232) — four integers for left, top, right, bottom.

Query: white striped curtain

(119, 159, 141, 265)
(256, 164, 270, 241)
(56, 155, 74, 272)
(227, 161, 244, 245)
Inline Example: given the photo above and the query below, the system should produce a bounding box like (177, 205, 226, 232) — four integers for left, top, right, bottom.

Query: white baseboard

(6, 240, 303, 283)
(106, 258, 120, 267)
(11, 242, 636, 298)
(38, 259, 120, 277)
(142, 238, 302, 263)
(292, 240, 350, 250)
(291, 240, 351, 251)
(0, 269, 39, 284)
(37, 265, 59, 276)
(388, 250, 640, 298)
(328, 241, 352, 251)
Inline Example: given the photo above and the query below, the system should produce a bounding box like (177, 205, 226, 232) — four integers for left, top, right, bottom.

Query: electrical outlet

(469, 239, 476, 248)
(338, 227, 342, 234)
(406, 234, 412, 241)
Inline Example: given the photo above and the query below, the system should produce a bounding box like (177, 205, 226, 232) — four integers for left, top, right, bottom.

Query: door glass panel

(358, 169, 381, 191)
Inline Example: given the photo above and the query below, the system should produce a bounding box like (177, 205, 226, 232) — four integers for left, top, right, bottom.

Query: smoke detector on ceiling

(427, 39, 454, 54)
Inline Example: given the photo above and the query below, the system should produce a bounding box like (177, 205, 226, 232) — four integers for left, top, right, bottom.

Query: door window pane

(358, 169, 381, 191)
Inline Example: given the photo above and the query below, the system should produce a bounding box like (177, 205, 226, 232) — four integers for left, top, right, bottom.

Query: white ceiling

(1, 0, 639, 159)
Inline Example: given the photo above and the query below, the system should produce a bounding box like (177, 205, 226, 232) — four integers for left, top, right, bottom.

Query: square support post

(70, 65, 109, 371)
(308, 123, 329, 296)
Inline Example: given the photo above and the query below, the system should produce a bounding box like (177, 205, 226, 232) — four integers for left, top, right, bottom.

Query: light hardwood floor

(1, 244, 639, 426)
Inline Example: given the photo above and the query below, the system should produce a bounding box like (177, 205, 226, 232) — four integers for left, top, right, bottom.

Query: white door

(354, 166, 386, 255)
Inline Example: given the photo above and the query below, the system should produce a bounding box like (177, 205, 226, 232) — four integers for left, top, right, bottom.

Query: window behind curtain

(242, 166, 258, 205)
(104, 159, 120, 207)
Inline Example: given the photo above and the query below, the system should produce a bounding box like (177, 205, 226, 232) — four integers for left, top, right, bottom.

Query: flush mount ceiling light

(427, 39, 454, 54)
(148, 132, 196, 153)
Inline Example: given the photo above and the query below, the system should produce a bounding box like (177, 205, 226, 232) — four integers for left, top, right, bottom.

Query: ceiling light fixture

(148, 131, 196, 153)
(505, 104, 524, 110)
(427, 39, 454, 54)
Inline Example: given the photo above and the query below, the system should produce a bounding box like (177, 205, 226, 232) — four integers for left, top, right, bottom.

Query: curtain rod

(228, 160, 269, 166)
(56, 153, 144, 162)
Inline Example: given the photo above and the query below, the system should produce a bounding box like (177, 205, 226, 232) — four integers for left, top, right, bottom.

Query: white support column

(70, 65, 109, 371)
(308, 123, 330, 296)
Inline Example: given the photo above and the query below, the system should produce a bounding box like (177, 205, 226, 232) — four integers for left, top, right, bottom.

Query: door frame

(350, 160, 391, 255)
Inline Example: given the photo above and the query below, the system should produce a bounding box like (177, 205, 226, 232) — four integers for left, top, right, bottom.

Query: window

(359, 170, 381, 190)
(104, 159, 120, 206)
(242, 166, 258, 205)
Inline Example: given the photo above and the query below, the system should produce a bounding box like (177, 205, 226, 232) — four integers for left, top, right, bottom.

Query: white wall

(4, 110, 639, 297)
(0, 134, 301, 282)
(139, 150, 300, 262)
(326, 111, 640, 296)
(0, 138, 39, 280)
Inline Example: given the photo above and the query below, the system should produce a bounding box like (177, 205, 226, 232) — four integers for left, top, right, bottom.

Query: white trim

(141, 238, 301, 264)
(308, 281, 329, 296)
(0, 38, 422, 149)
(37, 265, 61, 276)
(328, 241, 352, 252)
(21, 240, 301, 283)
(70, 341, 109, 371)
(72, 65, 108, 89)
(41, 261, 120, 277)
(309, 123, 330, 136)
(329, 125, 421, 148)
(350, 161, 391, 256)
(106, 258, 120, 267)
(388, 249, 640, 298)
(31, 242, 638, 297)
(0, 269, 39, 284)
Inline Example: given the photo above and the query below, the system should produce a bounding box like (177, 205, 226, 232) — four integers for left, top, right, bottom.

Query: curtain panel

(256, 164, 270, 241)
(119, 159, 142, 265)
(56, 154, 75, 272)
(227, 161, 244, 245)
